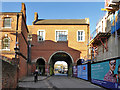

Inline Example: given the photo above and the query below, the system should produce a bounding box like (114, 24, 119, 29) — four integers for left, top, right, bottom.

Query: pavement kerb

(18, 76, 51, 82)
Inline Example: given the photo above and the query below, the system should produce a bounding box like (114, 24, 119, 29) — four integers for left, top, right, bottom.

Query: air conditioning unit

(38, 36, 43, 41)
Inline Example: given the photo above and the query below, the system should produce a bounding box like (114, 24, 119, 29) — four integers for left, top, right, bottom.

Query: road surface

(17, 75, 106, 89)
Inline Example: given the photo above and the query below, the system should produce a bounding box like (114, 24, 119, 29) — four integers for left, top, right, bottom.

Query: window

(56, 30, 68, 41)
(3, 18, 11, 28)
(37, 30, 45, 42)
(2, 37, 10, 50)
(77, 30, 85, 42)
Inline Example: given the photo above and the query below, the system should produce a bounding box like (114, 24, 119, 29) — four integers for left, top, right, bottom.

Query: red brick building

(0, 3, 31, 80)
(1, 3, 90, 79)
(28, 12, 90, 75)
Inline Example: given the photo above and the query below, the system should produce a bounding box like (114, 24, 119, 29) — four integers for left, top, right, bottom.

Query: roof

(0, 12, 22, 15)
(33, 19, 89, 25)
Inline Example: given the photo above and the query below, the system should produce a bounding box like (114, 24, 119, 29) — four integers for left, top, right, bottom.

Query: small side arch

(33, 57, 46, 63)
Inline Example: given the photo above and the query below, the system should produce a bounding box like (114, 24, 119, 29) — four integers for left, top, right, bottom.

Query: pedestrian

(67, 70, 68, 77)
(34, 69, 38, 82)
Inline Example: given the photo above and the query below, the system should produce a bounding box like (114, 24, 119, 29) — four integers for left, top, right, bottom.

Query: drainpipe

(14, 13, 19, 86)
(15, 14, 19, 60)
(27, 33, 32, 76)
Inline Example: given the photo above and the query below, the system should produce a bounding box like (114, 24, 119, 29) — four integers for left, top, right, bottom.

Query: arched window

(2, 36, 10, 50)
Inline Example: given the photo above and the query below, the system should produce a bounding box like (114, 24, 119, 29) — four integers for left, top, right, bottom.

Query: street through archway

(48, 51, 73, 76)
(54, 61, 68, 76)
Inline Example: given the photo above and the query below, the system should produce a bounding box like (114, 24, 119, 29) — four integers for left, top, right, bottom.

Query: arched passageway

(36, 58, 45, 75)
(77, 59, 82, 65)
(54, 61, 68, 75)
(49, 51, 73, 76)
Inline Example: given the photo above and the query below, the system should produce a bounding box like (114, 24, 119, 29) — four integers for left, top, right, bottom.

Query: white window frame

(2, 36, 10, 51)
(55, 30, 68, 41)
(77, 30, 85, 42)
(37, 30, 45, 42)
(3, 18, 11, 28)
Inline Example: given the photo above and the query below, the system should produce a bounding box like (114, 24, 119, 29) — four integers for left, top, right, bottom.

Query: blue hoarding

(91, 59, 120, 89)
(77, 64, 88, 80)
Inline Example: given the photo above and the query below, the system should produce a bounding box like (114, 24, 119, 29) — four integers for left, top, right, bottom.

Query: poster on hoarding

(73, 66, 77, 77)
(91, 59, 120, 89)
(77, 64, 88, 80)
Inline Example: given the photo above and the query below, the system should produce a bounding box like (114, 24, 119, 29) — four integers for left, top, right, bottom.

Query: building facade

(90, 0, 120, 62)
(28, 12, 90, 75)
(0, 3, 90, 77)
(0, 3, 31, 80)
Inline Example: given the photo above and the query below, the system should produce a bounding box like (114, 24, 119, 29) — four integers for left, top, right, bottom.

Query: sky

(55, 61, 67, 66)
(2, 2, 106, 34)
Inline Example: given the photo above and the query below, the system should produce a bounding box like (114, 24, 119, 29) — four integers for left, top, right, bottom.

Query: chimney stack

(85, 18, 89, 24)
(21, 3, 26, 22)
(34, 12, 38, 21)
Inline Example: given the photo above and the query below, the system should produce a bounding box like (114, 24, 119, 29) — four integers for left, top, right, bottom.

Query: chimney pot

(34, 12, 38, 21)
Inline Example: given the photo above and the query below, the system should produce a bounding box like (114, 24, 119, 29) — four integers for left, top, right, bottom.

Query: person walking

(34, 69, 38, 82)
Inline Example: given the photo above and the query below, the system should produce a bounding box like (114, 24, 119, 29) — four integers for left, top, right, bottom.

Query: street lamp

(27, 33, 32, 63)
(26, 33, 32, 76)
(14, 43, 19, 65)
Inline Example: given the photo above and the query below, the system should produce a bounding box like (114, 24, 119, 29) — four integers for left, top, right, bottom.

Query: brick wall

(0, 13, 31, 80)
(2, 60, 18, 89)
(18, 16, 28, 79)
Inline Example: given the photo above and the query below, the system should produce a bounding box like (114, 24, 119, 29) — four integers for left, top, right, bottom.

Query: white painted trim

(77, 30, 85, 42)
(37, 30, 45, 41)
(3, 27, 11, 29)
(1, 49, 10, 51)
(55, 30, 68, 42)
(33, 57, 46, 63)
(48, 51, 74, 64)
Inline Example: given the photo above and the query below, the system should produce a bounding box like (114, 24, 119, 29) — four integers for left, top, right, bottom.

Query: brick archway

(48, 51, 74, 76)
(48, 51, 74, 64)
